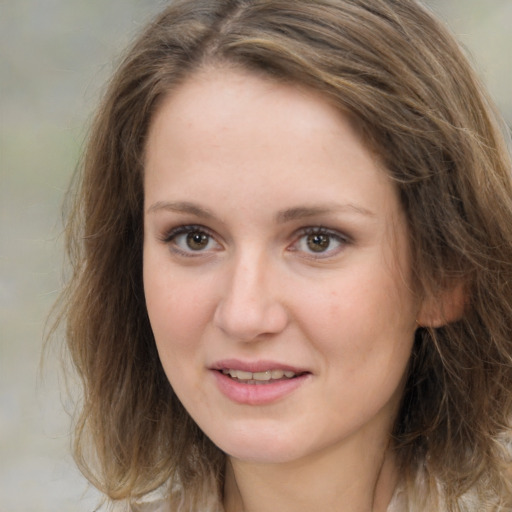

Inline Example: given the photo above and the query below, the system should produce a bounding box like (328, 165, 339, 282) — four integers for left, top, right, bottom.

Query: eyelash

(161, 224, 220, 257)
(160, 224, 350, 259)
(290, 226, 350, 259)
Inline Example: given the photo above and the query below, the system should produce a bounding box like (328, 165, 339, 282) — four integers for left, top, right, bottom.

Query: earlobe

(417, 282, 466, 328)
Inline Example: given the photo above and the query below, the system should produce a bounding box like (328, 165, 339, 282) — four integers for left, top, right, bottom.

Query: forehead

(147, 67, 348, 156)
(144, 67, 399, 222)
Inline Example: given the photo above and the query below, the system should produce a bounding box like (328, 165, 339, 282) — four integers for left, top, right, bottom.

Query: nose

(213, 251, 289, 341)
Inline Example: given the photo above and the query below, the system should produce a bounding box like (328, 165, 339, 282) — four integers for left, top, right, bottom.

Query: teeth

(271, 369, 284, 379)
(235, 370, 253, 380)
(253, 371, 272, 381)
(221, 369, 298, 381)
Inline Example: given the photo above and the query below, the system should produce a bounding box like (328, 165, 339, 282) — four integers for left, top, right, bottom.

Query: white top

(121, 490, 409, 512)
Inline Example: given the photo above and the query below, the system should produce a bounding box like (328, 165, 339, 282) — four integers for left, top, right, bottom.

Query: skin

(143, 67, 426, 512)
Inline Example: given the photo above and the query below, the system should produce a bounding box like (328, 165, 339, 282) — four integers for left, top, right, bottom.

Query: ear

(417, 281, 466, 328)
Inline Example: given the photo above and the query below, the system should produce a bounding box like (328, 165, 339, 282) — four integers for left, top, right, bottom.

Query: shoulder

(130, 501, 171, 512)
(111, 499, 171, 512)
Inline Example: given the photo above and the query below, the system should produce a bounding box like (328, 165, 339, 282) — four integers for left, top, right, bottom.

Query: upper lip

(210, 359, 310, 374)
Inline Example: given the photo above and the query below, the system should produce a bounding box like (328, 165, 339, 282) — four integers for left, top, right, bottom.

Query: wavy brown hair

(55, 0, 512, 510)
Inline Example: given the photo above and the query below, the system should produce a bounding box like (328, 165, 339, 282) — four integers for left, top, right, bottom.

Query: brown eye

(186, 231, 210, 250)
(290, 228, 347, 259)
(164, 225, 221, 255)
(306, 233, 331, 252)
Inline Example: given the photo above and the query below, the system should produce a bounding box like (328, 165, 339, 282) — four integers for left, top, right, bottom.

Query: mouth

(211, 361, 310, 404)
(219, 368, 306, 384)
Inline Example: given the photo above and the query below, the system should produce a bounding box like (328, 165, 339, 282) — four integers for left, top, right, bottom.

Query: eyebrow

(275, 204, 375, 223)
(147, 201, 215, 219)
(146, 200, 375, 221)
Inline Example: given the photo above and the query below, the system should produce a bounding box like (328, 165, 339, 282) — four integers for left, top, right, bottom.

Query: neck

(223, 434, 399, 512)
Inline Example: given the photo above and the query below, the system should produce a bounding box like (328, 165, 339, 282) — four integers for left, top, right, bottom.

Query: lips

(211, 359, 311, 405)
(212, 359, 308, 372)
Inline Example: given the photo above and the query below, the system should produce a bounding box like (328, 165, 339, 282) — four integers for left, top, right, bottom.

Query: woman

(57, 0, 512, 510)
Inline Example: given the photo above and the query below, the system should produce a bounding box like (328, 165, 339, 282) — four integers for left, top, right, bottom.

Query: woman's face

(143, 68, 420, 464)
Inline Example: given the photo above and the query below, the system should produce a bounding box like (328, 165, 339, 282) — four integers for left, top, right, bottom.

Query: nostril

(213, 296, 289, 341)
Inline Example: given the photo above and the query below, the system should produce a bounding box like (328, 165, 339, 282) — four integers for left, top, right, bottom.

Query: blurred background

(1, 1, 511, 510)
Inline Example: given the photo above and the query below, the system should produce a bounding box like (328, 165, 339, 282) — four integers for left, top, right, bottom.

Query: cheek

(143, 255, 214, 355)
(143, 265, 216, 404)
(291, 267, 417, 365)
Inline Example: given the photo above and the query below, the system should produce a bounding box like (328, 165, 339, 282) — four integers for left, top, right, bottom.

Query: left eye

(292, 229, 346, 257)
(164, 226, 221, 254)
(184, 231, 211, 251)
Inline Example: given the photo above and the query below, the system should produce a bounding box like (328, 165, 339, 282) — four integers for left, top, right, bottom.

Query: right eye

(163, 225, 222, 256)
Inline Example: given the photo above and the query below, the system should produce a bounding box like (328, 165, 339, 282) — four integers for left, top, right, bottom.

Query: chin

(206, 423, 309, 464)
(224, 445, 302, 465)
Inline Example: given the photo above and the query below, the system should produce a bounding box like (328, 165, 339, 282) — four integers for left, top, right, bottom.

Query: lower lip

(211, 371, 310, 405)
